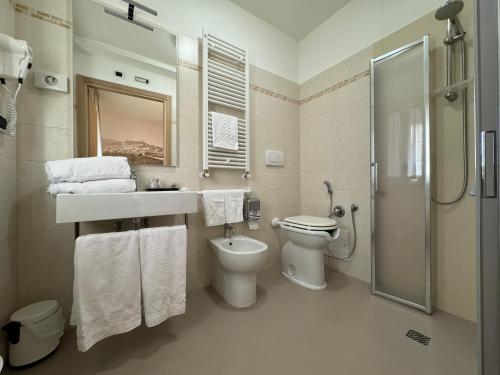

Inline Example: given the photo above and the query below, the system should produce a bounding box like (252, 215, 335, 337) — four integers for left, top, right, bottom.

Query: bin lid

(11, 300, 59, 325)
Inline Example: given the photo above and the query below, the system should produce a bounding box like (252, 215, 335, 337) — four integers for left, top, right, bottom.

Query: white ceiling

(229, 0, 351, 40)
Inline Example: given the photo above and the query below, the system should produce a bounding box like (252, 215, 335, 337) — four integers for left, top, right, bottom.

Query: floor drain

(406, 329, 431, 346)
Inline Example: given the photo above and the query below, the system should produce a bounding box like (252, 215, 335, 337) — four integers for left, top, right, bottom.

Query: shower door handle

(481, 130, 497, 198)
(372, 162, 379, 192)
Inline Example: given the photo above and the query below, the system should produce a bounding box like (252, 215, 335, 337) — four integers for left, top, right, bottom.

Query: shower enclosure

(370, 36, 431, 313)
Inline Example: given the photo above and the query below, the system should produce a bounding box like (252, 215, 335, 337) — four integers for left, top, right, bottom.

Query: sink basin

(56, 191, 197, 223)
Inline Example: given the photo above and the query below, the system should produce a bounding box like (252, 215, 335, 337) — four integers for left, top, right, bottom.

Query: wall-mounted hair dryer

(0, 33, 33, 136)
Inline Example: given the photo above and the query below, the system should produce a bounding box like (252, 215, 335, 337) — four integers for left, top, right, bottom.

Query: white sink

(56, 191, 198, 223)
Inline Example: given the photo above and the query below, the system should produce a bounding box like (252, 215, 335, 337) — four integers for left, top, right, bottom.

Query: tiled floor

(4, 269, 477, 375)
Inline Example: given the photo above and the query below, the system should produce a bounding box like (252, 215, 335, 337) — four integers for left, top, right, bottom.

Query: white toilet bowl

(280, 215, 338, 290)
(210, 235, 268, 308)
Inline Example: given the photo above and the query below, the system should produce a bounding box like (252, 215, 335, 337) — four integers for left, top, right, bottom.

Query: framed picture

(76, 75, 172, 166)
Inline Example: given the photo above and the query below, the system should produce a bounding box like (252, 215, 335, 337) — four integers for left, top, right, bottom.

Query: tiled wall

(13, 0, 75, 317)
(300, 48, 373, 283)
(128, 53, 301, 293)
(0, 0, 18, 359)
(299, 4, 476, 321)
(9, 2, 301, 321)
(6, 0, 476, 336)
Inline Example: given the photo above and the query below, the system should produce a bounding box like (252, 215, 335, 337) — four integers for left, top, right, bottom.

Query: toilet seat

(283, 215, 337, 232)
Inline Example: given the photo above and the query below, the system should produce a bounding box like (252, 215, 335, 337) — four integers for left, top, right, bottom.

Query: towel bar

(202, 29, 250, 178)
(73, 214, 189, 240)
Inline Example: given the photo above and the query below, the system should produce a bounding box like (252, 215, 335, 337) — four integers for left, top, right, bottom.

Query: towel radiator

(201, 29, 250, 179)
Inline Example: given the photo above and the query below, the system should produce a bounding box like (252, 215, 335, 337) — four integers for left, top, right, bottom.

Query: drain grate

(406, 329, 431, 346)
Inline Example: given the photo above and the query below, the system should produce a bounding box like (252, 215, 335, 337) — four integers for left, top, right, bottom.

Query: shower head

(435, 0, 464, 20)
(435, 0, 466, 40)
(323, 180, 333, 195)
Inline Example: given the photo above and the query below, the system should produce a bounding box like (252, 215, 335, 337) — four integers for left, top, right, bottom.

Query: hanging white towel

(139, 226, 187, 328)
(202, 190, 226, 226)
(224, 189, 244, 224)
(211, 112, 239, 150)
(387, 112, 402, 178)
(45, 156, 131, 184)
(71, 230, 141, 352)
(47, 179, 136, 196)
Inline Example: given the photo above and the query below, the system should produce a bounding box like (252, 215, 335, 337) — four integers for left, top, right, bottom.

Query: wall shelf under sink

(56, 191, 198, 223)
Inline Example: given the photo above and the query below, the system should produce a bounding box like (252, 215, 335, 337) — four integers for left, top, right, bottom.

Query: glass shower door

(370, 36, 431, 313)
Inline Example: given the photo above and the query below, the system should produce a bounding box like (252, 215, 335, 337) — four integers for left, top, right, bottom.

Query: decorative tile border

(251, 84, 300, 105)
(177, 59, 201, 71)
(300, 70, 370, 105)
(14, 2, 72, 29)
(178, 60, 301, 105)
(177, 61, 370, 106)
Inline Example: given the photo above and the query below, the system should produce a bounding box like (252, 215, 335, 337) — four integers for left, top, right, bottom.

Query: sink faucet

(224, 223, 235, 238)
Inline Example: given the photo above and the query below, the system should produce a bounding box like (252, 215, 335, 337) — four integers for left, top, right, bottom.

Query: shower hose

(433, 38, 468, 205)
(325, 204, 358, 261)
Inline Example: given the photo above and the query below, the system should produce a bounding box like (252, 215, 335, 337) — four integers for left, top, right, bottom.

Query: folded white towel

(45, 156, 131, 184)
(139, 226, 187, 327)
(202, 190, 226, 226)
(224, 189, 244, 224)
(211, 112, 239, 150)
(48, 179, 136, 196)
(71, 231, 141, 352)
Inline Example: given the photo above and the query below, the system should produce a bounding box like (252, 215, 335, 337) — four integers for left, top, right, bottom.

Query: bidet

(210, 235, 268, 308)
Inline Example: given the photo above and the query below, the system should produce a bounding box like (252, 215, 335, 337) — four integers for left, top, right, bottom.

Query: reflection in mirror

(72, 0, 178, 166)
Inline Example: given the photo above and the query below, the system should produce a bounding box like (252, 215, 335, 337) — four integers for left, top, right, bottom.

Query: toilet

(279, 215, 338, 290)
(210, 235, 268, 308)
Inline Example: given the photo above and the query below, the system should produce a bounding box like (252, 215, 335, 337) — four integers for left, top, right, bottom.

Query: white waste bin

(2, 300, 65, 368)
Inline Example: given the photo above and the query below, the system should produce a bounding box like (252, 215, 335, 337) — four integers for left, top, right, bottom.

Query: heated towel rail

(202, 29, 250, 179)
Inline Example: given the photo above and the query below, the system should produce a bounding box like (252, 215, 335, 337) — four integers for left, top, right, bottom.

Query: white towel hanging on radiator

(210, 111, 239, 150)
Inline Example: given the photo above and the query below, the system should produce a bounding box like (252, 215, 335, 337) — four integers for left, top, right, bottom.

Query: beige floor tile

(4, 269, 476, 375)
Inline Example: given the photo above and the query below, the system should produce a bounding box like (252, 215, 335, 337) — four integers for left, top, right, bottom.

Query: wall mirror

(73, 0, 178, 166)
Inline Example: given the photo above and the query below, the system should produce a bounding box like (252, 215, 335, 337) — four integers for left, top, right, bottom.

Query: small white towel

(211, 112, 239, 150)
(224, 189, 244, 224)
(45, 156, 131, 184)
(71, 231, 141, 352)
(139, 226, 187, 327)
(202, 190, 226, 226)
(48, 179, 136, 196)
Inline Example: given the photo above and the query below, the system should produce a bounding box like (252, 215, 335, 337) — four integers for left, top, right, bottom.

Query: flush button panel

(265, 150, 284, 167)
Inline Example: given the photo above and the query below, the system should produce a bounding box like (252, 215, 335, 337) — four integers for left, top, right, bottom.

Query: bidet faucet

(224, 223, 235, 238)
